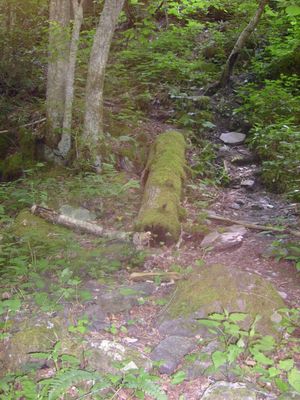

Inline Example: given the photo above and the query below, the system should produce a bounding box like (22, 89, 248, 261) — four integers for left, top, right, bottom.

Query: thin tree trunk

(82, 0, 125, 171)
(57, 0, 85, 159)
(46, 0, 71, 148)
(218, 0, 268, 88)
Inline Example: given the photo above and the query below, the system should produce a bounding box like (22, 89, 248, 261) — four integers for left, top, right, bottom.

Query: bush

(249, 123, 300, 199)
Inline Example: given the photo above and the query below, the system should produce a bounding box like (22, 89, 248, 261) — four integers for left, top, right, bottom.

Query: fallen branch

(31, 205, 130, 241)
(0, 118, 46, 134)
(129, 271, 181, 282)
(206, 211, 300, 238)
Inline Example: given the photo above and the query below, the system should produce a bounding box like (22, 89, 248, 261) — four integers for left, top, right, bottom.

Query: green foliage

(236, 75, 300, 198)
(198, 309, 300, 393)
(0, 340, 167, 400)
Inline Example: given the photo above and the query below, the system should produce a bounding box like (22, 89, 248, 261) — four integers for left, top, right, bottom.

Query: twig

(206, 211, 300, 238)
(0, 118, 46, 134)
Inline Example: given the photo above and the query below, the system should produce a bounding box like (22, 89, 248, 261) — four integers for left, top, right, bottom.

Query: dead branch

(31, 205, 129, 241)
(206, 211, 300, 238)
(0, 118, 46, 134)
(129, 271, 182, 282)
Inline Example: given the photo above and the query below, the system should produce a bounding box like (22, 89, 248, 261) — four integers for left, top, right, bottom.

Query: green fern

(40, 369, 99, 400)
(123, 371, 167, 400)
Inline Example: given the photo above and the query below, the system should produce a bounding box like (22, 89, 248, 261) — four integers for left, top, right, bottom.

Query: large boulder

(165, 264, 285, 336)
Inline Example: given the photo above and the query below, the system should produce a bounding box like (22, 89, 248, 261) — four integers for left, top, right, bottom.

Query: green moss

(136, 131, 186, 243)
(19, 130, 35, 160)
(2, 152, 24, 180)
(0, 134, 11, 159)
(12, 209, 74, 254)
(167, 264, 285, 335)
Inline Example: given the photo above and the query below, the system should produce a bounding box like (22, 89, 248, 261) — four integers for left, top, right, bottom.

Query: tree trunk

(46, 0, 71, 149)
(218, 0, 269, 88)
(57, 0, 85, 160)
(82, 0, 125, 171)
(135, 131, 186, 244)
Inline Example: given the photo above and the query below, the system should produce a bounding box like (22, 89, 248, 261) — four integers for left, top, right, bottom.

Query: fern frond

(46, 369, 99, 400)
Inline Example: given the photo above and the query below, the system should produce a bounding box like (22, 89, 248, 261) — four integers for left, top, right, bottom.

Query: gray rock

(88, 340, 152, 374)
(200, 225, 247, 251)
(59, 204, 97, 221)
(220, 132, 246, 145)
(241, 179, 255, 190)
(150, 336, 196, 374)
(158, 317, 212, 339)
(200, 381, 257, 400)
(85, 304, 108, 331)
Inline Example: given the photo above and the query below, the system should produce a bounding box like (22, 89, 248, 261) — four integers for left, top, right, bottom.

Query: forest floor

(1, 117, 300, 400)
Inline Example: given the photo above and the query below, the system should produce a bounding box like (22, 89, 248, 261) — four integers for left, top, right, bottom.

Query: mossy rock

(0, 318, 79, 375)
(167, 264, 285, 336)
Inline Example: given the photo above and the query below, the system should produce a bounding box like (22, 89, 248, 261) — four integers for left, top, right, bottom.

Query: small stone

(220, 132, 246, 145)
(278, 291, 288, 300)
(241, 179, 255, 189)
(200, 225, 247, 251)
(150, 336, 196, 375)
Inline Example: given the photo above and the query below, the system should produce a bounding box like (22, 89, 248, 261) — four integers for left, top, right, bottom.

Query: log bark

(31, 205, 129, 241)
(135, 131, 186, 244)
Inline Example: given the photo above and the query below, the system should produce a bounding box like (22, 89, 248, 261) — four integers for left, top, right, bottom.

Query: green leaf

(251, 350, 274, 366)
(286, 5, 300, 16)
(279, 359, 294, 372)
(212, 351, 227, 369)
(268, 367, 280, 378)
(288, 368, 300, 392)
(275, 377, 289, 392)
(227, 344, 243, 364)
(296, 261, 300, 272)
(209, 313, 225, 321)
(171, 371, 186, 385)
(229, 313, 247, 322)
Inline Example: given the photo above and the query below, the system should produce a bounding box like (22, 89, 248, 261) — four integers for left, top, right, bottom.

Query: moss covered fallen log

(135, 130, 186, 244)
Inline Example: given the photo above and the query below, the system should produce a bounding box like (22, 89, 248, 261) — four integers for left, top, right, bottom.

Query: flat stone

(241, 179, 255, 189)
(150, 336, 196, 374)
(59, 204, 97, 221)
(200, 381, 257, 400)
(200, 225, 247, 251)
(220, 132, 246, 145)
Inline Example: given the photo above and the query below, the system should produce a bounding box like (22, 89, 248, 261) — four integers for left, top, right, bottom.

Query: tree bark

(218, 0, 269, 88)
(57, 0, 85, 160)
(82, 0, 125, 171)
(46, 0, 71, 149)
(135, 131, 186, 244)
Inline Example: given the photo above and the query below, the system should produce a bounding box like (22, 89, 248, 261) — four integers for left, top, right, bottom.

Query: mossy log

(135, 130, 186, 244)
